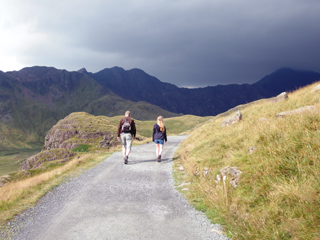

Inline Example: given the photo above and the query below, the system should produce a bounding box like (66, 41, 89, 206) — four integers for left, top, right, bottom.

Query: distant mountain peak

(77, 68, 89, 74)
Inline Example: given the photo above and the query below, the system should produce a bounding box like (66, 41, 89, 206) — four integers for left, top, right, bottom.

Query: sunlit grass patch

(174, 81, 320, 239)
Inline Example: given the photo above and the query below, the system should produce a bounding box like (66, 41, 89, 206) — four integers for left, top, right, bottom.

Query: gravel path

(2, 136, 229, 240)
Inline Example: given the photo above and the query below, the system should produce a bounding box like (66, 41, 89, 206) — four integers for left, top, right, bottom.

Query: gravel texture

(1, 136, 229, 240)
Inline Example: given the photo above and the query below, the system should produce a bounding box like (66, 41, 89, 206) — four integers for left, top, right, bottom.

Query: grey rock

(271, 92, 288, 103)
(221, 110, 242, 127)
(276, 105, 316, 118)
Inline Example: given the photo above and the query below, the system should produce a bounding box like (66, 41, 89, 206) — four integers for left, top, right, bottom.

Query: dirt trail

(6, 136, 228, 240)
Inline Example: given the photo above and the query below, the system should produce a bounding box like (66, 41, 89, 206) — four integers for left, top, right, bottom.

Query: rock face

(20, 149, 76, 170)
(221, 110, 242, 127)
(15, 112, 118, 172)
(44, 112, 117, 151)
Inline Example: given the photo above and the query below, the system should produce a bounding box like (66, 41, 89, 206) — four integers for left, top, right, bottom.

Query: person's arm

(164, 127, 167, 142)
(152, 125, 155, 142)
(117, 119, 123, 140)
(131, 119, 136, 139)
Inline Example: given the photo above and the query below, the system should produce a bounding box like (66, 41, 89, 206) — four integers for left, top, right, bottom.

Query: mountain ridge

(88, 66, 320, 116)
(1, 65, 320, 149)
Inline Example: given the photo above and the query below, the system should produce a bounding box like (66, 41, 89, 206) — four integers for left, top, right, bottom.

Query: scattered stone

(271, 92, 288, 103)
(221, 110, 242, 127)
(203, 167, 209, 176)
(248, 146, 257, 154)
(220, 166, 242, 187)
(276, 105, 316, 118)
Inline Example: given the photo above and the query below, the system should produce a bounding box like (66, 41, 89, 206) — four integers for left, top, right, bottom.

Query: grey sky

(1, 0, 320, 87)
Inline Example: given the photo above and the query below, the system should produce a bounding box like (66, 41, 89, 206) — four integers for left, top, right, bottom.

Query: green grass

(0, 148, 41, 175)
(71, 144, 91, 152)
(174, 82, 320, 239)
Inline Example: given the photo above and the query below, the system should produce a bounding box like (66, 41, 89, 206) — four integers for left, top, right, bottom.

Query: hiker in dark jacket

(152, 116, 167, 162)
(117, 110, 136, 164)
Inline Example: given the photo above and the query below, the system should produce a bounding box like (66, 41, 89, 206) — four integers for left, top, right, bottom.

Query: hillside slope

(0, 67, 179, 149)
(174, 82, 320, 239)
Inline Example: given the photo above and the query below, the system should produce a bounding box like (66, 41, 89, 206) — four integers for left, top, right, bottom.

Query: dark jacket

(117, 117, 136, 137)
(152, 124, 167, 141)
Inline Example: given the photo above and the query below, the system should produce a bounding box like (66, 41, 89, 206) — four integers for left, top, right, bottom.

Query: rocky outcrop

(44, 112, 117, 150)
(221, 110, 242, 127)
(19, 149, 76, 170)
(98, 134, 115, 149)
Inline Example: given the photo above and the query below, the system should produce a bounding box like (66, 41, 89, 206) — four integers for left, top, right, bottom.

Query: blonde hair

(157, 116, 165, 132)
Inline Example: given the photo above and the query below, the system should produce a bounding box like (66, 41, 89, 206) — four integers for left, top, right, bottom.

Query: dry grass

(174, 82, 320, 239)
(0, 151, 111, 225)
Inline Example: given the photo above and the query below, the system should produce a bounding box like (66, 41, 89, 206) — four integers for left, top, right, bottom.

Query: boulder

(271, 92, 288, 103)
(276, 105, 316, 118)
(311, 84, 320, 93)
(221, 110, 242, 127)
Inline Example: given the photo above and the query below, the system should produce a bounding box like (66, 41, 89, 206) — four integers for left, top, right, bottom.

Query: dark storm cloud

(1, 0, 320, 87)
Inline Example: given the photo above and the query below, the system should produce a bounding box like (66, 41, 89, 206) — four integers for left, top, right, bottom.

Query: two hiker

(117, 111, 167, 164)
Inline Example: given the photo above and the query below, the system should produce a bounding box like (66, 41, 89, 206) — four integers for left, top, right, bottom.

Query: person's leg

(125, 133, 133, 158)
(155, 143, 160, 157)
(122, 147, 126, 157)
(157, 140, 164, 162)
(120, 133, 128, 163)
(158, 144, 164, 157)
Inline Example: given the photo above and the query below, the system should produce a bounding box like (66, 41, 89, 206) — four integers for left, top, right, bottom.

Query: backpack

(122, 118, 131, 132)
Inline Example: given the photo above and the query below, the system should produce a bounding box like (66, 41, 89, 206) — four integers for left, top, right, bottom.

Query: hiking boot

(157, 155, 161, 162)
(124, 156, 128, 164)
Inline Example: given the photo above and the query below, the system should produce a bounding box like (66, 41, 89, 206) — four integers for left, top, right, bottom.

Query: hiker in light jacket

(117, 110, 136, 164)
(152, 116, 167, 162)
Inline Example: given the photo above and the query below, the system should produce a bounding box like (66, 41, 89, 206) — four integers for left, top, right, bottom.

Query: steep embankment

(174, 82, 320, 239)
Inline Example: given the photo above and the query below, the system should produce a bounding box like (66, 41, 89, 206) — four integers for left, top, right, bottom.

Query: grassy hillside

(174, 82, 320, 239)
